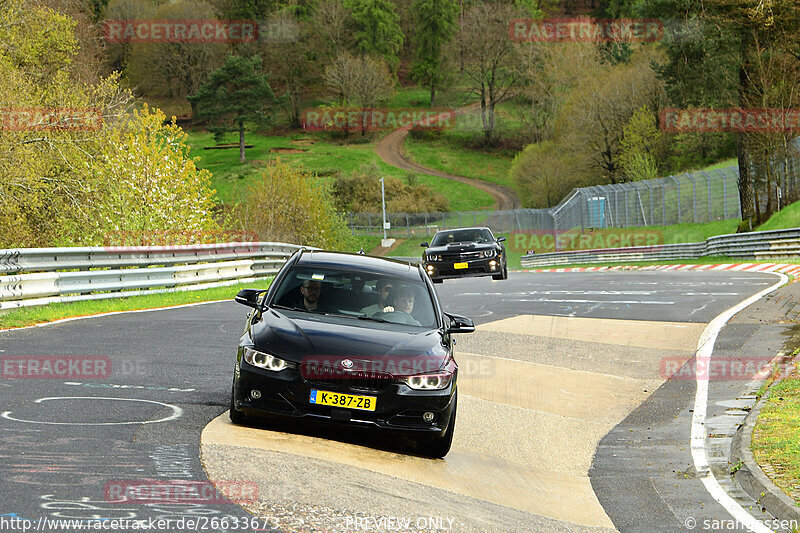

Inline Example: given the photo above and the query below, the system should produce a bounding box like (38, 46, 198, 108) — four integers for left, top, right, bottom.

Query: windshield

(431, 229, 493, 246)
(270, 266, 437, 328)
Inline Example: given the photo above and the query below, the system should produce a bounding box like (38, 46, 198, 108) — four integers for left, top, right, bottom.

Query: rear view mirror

(444, 313, 475, 334)
(235, 288, 265, 310)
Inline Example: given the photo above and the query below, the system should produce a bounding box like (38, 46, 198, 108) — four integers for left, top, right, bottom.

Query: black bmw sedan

(421, 227, 507, 283)
(230, 249, 475, 458)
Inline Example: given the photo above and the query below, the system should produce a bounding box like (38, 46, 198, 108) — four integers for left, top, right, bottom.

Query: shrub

(234, 160, 353, 249)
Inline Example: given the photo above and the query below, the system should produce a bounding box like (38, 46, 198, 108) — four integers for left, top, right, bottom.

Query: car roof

(295, 250, 422, 280)
(433, 227, 493, 235)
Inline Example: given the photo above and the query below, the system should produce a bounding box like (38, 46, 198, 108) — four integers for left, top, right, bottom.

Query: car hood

(249, 309, 448, 373)
(425, 242, 498, 254)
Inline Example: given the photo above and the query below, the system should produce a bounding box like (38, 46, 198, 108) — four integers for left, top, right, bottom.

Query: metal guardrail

(520, 228, 800, 268)
(0, 242, 303, 310)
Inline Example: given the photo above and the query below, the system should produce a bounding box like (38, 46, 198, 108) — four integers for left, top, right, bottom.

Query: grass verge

(0, 279, 274, 330)
(186, 130, 492, 211)
(752, 366, 800, 507)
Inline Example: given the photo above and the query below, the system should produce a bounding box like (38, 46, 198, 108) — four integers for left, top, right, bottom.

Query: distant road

(374, 104, 522, 210)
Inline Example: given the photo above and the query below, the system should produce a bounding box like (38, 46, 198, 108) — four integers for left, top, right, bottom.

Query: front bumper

(233, 362, 456, 435)
(423, 257, 503, 280)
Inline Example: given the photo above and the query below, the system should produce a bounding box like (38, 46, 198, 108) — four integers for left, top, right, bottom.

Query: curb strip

(732, 387, 800, 525)
(520, 263, 800, 277)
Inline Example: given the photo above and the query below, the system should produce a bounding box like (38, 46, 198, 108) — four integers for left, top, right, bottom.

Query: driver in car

(380, 285, 421, 326)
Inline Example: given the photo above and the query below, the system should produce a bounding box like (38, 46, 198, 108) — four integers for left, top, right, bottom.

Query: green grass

(752, 369, 800, 507)
(757, 200, 800, 232)
(0, 279, 274, 330)
(703, 158, 737, 170)
(404, 135, 516, 191)
(186, 130, 492, 211)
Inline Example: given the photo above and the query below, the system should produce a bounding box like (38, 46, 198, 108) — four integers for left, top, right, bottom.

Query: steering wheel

(373, 311, 421, 326)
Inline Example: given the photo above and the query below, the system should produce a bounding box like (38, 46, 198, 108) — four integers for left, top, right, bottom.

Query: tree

(189, 55, 276, 162)
(556, 49, 665, 184)
(344, 0, 404, 72)
(262, 10, 317, 127)
(323, 52, 393, 135)
(410, 0, 458, 106)
(511, 140, 581, 208)
(309, 0, 352, 61)
(617, 105, 665, 182)
(455, 2, 524, 146)
(234, 160, 353, 249)
(97, 106, 221, 245)
(0, 1, 220, 247)
(125, 1, 226, 102)
(638, 0, 800, 224)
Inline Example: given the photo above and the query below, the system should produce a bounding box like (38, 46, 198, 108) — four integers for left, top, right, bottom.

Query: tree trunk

(736, 133, 755, 225)
(736, 62, 755, 225)
(430, 84, 436, 107)
(239, 121, 246, 163)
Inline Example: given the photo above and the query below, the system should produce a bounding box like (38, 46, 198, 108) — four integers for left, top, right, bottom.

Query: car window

(270, 266, 437, 328)
(431, 229, 493, 246)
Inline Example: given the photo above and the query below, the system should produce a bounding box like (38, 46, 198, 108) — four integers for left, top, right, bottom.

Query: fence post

(691, 174, 697, 223)
(703, 172, 712, 221)
(406, 213, 410, 237)
(723, 173, 728, 219)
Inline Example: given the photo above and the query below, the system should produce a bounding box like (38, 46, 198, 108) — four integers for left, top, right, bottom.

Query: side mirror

(420, 242, 429, 248)
(235, 288, 266, 310)
(444, 313, 475, 334)
(497, 236, 506, 243)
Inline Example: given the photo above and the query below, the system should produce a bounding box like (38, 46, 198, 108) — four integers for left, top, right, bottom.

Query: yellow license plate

(454, 262, 468, 269)
(309, 389, 376, 411)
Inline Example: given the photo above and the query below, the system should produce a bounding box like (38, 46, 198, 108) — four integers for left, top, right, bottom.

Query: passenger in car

(360, 279, 394, 316)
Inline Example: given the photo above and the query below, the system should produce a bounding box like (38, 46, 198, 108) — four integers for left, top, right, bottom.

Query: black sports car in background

(421, 227, 507, 283)
(230, 249, 475, 458)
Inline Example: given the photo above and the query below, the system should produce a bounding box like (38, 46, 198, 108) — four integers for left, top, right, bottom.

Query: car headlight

(481, 250, 495, 258)
(403, 371, 454, 390)
(243, 347, 289, 371)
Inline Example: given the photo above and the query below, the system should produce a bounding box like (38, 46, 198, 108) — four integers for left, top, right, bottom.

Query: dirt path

(374, 105, 522, 210)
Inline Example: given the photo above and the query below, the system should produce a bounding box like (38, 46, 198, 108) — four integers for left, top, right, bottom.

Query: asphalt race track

(0, 270, 793, 533)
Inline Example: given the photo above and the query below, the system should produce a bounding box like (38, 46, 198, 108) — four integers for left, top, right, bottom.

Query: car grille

(442, 251, 482, 261)
(301, 363, 393, 393)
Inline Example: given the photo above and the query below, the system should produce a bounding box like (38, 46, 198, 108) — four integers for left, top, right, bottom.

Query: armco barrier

(520, 228, 800, 268)
(0, 242, 303, 310)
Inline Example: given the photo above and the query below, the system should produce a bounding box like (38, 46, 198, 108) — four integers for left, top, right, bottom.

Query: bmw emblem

(341, 359, 354, 369)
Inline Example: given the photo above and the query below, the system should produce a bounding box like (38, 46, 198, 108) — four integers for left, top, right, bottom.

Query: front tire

(416, 393, 457, 458)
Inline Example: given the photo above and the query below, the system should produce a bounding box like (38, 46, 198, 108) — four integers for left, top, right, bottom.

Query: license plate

(309, 389, 376, 411)
(454, 262, 468, 269)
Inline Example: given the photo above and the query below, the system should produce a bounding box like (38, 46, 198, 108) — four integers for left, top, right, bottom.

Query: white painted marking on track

(0, 397, 183, 425)
(691, 272, 786, 533)
(512, 298, 674, 305)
